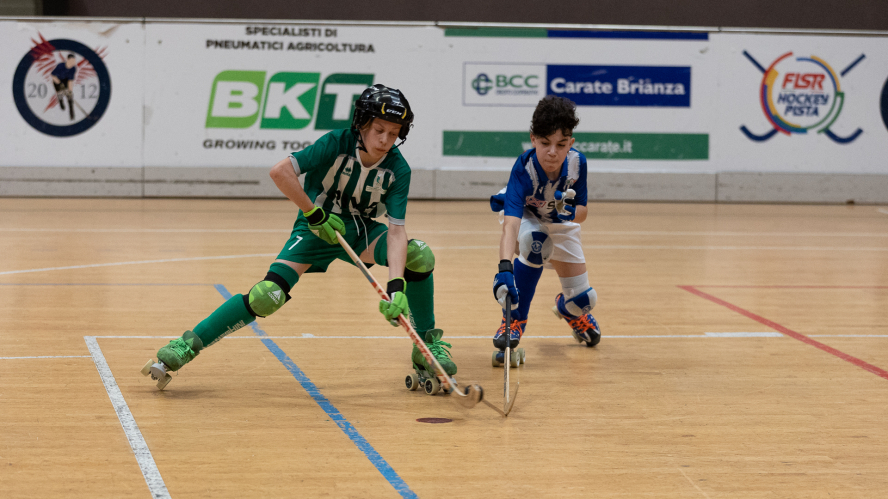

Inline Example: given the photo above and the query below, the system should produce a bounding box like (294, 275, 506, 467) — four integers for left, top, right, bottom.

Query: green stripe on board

(443, 28, 548, 38)
(442, 131, 709, 160)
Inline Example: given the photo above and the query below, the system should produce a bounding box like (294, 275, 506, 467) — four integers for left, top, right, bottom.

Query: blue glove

(557, 203, 576, 221)
(490, 191, 506, 212)
(554, 189, 577, 221)
(493, 260, 519, 310)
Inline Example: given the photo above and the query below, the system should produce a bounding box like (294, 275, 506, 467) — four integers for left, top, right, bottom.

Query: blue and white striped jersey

(502, 148, 588, 224)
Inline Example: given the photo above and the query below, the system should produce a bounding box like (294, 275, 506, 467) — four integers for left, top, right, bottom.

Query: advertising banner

(0, 20, 144, 167)
(142, 23, 444, 170)
(711, 32, 888, 174)
(441, 29, 715, 172)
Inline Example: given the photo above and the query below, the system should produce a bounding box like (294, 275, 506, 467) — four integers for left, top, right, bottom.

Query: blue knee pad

(561, 287, 598, 317)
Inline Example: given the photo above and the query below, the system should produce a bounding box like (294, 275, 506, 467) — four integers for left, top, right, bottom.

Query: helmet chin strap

(353, 127, 368, 153)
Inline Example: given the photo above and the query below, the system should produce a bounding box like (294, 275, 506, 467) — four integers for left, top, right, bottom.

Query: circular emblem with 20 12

(12, 35, 111, 137)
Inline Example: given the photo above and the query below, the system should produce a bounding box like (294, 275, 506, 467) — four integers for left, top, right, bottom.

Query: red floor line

(695, 285, 888, 289)
(678, 285, 888, 381)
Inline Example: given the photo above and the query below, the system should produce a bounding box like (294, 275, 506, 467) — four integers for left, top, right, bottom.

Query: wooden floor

(1, 198, 887, 498)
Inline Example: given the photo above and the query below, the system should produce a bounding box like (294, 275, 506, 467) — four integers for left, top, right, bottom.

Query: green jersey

(289, 128, 411, 225)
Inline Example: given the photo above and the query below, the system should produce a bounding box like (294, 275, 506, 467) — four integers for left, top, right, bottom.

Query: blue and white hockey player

(491, 95, 601, 354)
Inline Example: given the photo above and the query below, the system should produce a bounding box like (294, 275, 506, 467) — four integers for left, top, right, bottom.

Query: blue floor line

(213, 284, 418, 499)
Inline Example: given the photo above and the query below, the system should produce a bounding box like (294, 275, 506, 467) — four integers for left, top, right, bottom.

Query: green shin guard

(405, 274, 435, 333)
(157, 330, 204, 371)
(412, 328, 457, 376)
(193, 294, 256, 347)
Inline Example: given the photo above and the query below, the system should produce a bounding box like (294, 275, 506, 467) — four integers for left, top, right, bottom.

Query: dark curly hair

(530, 95, 580, 138)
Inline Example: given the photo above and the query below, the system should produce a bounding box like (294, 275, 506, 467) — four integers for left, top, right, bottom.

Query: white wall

(2, 18, 887, 203)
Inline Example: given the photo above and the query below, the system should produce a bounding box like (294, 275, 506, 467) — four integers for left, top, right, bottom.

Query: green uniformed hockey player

(146, 84, 456, 389)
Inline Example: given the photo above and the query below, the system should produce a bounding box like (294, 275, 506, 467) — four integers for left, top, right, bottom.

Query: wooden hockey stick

(335, 232, 489, 411)
(503, 294, 519, 416)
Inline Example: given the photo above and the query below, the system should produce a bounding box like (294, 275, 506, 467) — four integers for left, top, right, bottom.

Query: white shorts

(519, 215, 585, 268)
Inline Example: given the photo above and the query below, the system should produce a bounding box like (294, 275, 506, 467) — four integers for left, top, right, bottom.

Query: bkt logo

(471, 72, 539, 96)
(206, 71, 373, 129)
(740, 51, 864, 143)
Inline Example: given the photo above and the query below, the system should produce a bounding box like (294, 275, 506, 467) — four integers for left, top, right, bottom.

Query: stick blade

(503, 381, 519, 416)
(453, 383, 483, 408)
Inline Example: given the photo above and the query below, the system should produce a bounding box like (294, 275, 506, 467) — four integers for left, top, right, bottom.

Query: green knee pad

(248, 281, 287, 317)
(373, 236, 435, 281)
(405, 239, 435, 281)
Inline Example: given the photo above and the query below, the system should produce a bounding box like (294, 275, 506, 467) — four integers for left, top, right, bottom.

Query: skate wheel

(509, 351, 520, 368)
(491, 351, 503, 367)
(518, 348, 526, 364)
(424, 377, 440, 395)
(156, 374, 172, 390)
(148, 363, 167, 382)
(140, 359, 153, 376)
(405, 373, 420, 391)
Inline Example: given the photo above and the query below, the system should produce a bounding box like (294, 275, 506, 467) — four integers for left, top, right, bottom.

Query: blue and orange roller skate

(553, 293, 601, 347)
(491, 315, 527, 368)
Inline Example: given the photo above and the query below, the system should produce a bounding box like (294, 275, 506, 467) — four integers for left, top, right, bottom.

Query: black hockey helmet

(352, 84, 414, 142)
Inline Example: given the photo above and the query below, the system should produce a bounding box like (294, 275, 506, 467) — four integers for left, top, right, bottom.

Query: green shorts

(276, 217, 388, 273)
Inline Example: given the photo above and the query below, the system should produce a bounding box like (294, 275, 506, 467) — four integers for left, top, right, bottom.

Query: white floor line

(435, 245, 888, 252)
(91, 334, 796, 340)
(591, 230, 888, 238)
(0, 355, 91, 359)
(4, 244, 887, 277)
(581, 245, 888, 251)
(0, 253, 276, 276)
(84, 336, 170, 499)
(3, 227, 887, 238)
(0, 228, 286, 233)
(877, 208, 888, 216)
(88, 333, 888, 340)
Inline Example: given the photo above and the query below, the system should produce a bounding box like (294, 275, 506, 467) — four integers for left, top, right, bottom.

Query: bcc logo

(471, 72, 538, 96)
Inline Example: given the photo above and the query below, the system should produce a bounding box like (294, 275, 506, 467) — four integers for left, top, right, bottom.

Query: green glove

(304, 206, 345, 245)
(379, 277, 409, 327)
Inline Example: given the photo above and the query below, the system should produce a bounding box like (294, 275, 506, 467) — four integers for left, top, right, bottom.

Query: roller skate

(405, 329, 456, 396)
(491, 316, 526, 368)
(553, 293, 601, 347)
(140, 330, 203, 390)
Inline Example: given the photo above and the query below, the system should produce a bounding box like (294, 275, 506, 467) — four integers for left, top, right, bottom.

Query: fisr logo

(206, 71, 373, 130)
(782, 73, 825, 90)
